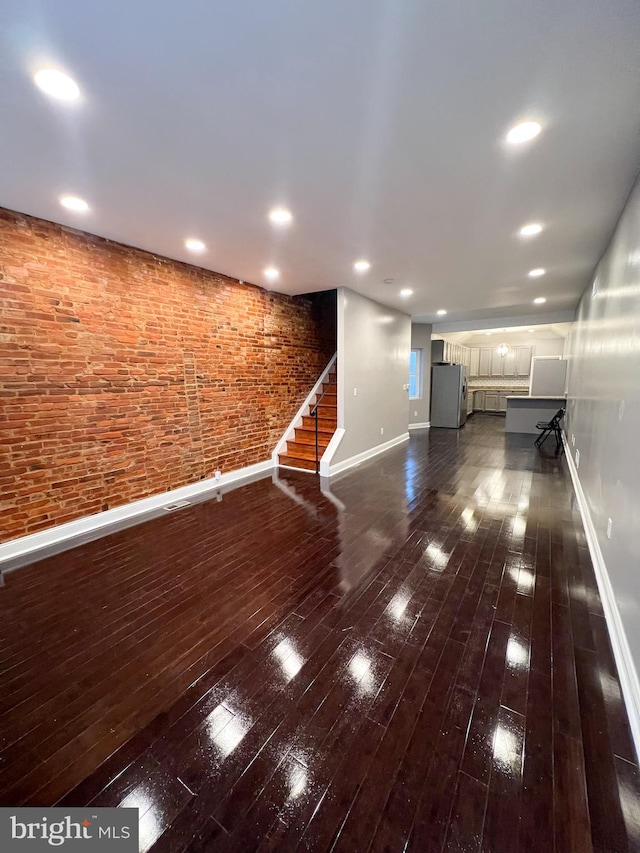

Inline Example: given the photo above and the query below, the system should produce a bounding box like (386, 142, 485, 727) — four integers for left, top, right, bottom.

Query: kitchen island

(504, 395, 566, 434)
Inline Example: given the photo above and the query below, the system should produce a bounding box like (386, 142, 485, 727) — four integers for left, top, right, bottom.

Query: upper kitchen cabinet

(436, 340, 533, 377)
(503, 348, 517, 377)
(515, 345, 532, 376)
(478, 347, 492, 377)
(469, 348, 480, 377)
(485, 344, 533, 378)
(490, 349, 504, 377)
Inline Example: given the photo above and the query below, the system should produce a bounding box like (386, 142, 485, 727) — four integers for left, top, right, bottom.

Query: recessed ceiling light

(354, 260, 371, 273)
(59, 195, 89, 212)
(185, 238, 206, 252)
(528, 268, 546, 278)
(264, 267, 280, 281)
(506, 121, 542, 144)
(486, 332, 493, 336)
(519, 223, 543, 237)
(436, 309, 447, 316)
(34, 68, 80, 101)
(400, 289, 413, 297)
(534, 297, 546, 304)
(269, 208, 292, 225)
(528, 328, 535, 333)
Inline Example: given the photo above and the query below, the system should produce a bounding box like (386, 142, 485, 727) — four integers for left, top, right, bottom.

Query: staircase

(278, 368, 337, 472)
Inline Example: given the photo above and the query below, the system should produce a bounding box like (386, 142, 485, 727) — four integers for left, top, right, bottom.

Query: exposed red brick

(0, 208, 335, 543)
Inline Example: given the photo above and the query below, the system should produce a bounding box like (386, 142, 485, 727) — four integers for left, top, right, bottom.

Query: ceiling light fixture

(264, 267, 280, 281)
(185, 238, 206, 252)
(59, 195, 89, 212)
(534, 297, 546, 304)
(528, 328, 535, 333)
(436, 309, 447, 316)
(354, 260, 371, 272)
(519, 223, 543, 237)
(34, 68, 80, 101)
(486, 332, 493, 336)
(400, 289, 413, 297)
(497, 343, 510, 357)
(506, 121, 542, 144)
(528, 268, 546, 278)
(269, 208, 292, 225)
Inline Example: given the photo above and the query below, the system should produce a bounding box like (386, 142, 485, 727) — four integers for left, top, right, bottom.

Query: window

(409, 348, 423, 399)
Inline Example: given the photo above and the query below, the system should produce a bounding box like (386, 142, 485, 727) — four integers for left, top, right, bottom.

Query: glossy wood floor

(1, 415, 639, 852)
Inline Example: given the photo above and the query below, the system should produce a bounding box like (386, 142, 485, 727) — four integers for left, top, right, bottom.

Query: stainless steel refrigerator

(431, 364, 468, 428)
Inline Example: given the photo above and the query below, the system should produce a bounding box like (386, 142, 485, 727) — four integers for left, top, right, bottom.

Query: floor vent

(162, 500, 192, 512)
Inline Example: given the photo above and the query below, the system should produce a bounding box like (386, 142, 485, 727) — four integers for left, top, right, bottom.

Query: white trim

(319, 427, 345, 477)
(272, 353, 337, 465)
(0, 459, 273, 572)
(408, 421, 431, 430)
(325, 432, 410, 477)
(562, 433, 640, 763)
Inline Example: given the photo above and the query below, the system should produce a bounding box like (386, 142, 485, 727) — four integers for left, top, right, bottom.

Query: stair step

(302, 415, 336, 431)
(278, 455, 317, 471)
(284, 441, 323, 460)
(315, 404, 336, 417)
(293, 429, 332, 447)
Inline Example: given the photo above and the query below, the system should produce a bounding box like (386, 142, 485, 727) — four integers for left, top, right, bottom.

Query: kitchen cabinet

(469, 388, 528, 413)
(467, 344, 533, 379)
(490, 350, 504, 377)
(431, 339, 446, 362)
(467, 389, 474, 415)
(431, 340, 471, 366)
(484, 392, 500, 412)
(478, 348, 492, 377)
(469, 348, 479, 377)
(503, 348, 517, 377)
(516, 345, 532, 376)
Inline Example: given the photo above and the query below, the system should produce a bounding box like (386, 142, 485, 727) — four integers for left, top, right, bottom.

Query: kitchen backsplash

(469, 377, 530, 388)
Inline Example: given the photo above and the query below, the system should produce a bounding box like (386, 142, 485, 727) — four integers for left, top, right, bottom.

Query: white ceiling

(1, 0, 639, 325)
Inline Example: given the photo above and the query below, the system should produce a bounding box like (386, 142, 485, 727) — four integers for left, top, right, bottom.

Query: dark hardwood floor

(1, 414, 639, 851)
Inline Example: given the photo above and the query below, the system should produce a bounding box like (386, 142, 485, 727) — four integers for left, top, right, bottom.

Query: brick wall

(0, 208, 336, 543)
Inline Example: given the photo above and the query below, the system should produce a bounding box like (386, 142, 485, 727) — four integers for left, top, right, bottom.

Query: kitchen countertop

(505, 395, 566, 401)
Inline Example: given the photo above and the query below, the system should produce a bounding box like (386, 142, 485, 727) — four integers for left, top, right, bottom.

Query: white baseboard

(326, 432, 410, 477)
(408, 421, 431, 430)
(0, 459, 273, 572)
(562, 433, 640, 762)
(276, 464, 316, 475)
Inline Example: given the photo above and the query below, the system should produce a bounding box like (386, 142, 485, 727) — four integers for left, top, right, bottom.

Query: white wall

(333, 288, 411, 465)
(409, 323, 432, 427)
(565, 174, 640, 750)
